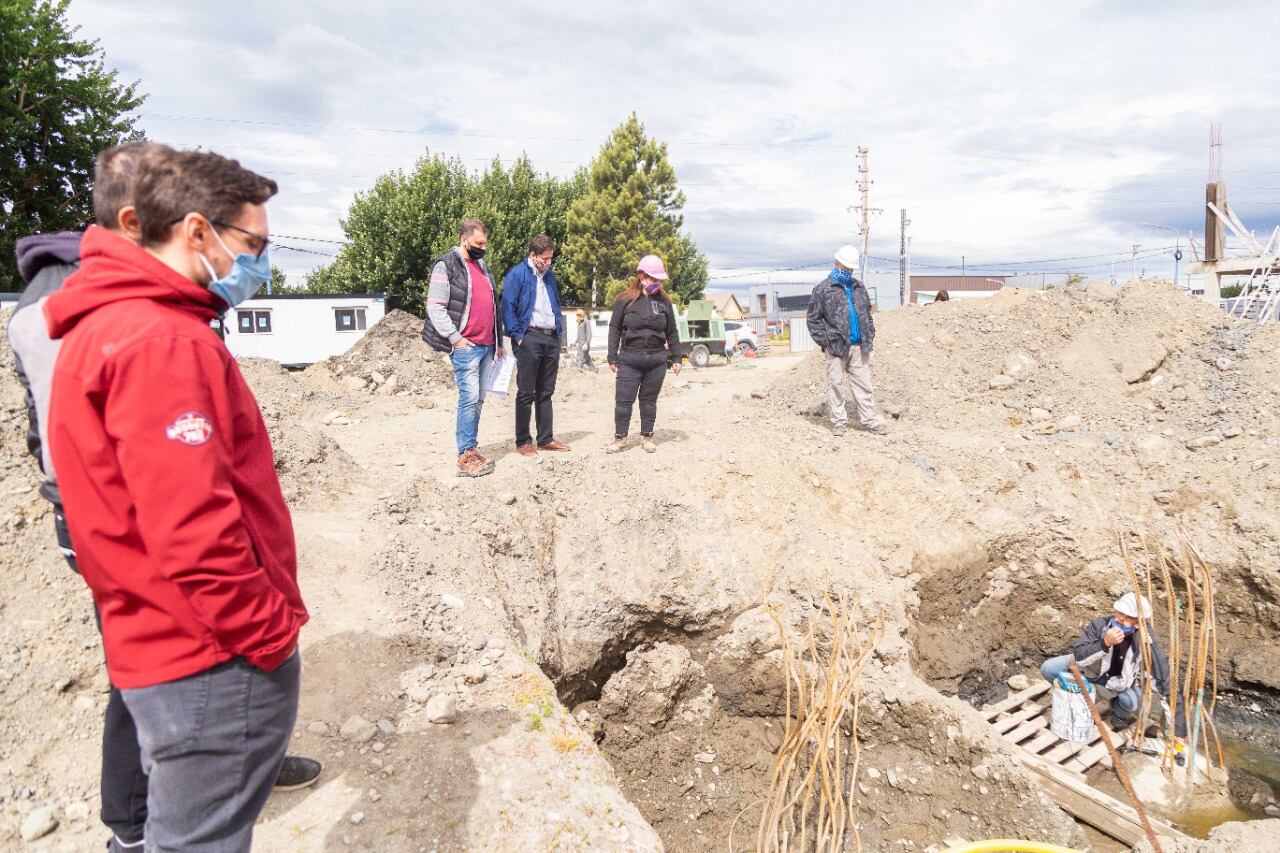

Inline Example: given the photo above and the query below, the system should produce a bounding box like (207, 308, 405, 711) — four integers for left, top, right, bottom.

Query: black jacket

(806, 275, 875, 359)
(607, 293, 680, 365)
(1070, 616, 1184, 736)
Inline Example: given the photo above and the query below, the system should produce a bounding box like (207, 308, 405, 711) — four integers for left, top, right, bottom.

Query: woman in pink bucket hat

(605, 254, 682, 453)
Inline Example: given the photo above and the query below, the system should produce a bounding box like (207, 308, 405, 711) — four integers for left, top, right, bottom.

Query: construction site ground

(2, 280, 1279, 851)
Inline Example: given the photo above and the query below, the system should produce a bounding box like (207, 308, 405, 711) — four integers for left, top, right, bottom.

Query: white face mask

(196, 226, 271, 308)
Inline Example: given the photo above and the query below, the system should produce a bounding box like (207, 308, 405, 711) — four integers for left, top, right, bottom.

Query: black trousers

(514, 330, 560, 447)
(614, 350, 668, 437)
(56, 510, 148, 844)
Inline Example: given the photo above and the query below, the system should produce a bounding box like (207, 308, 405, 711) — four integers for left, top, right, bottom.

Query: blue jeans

(1040, 654, 1141, 720)
(449, 344, 494, 454)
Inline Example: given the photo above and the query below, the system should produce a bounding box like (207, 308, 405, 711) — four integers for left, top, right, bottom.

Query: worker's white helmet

(1113, 593, 1152, 619)
(834, 244, 860, 269)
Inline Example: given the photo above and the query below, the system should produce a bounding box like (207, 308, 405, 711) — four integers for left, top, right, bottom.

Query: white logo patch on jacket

(165, 411, 214, 446)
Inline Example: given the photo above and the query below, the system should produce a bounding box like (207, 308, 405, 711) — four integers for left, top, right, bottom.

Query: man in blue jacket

(502, 235, 571, 454)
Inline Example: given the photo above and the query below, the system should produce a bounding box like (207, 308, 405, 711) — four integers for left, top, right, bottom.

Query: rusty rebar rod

(1068, 662, 1164, 853)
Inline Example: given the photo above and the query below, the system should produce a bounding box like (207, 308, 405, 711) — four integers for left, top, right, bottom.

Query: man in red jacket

(46, 146, 308, 852)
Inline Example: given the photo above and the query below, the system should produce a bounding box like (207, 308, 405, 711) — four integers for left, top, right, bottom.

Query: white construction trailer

(220, 293, 388, 367)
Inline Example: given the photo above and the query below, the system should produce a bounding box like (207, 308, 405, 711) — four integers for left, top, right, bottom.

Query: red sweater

(44, 227, 308, 688)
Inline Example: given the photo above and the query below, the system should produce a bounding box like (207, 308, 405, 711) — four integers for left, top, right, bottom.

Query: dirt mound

(236, 357, 358, 505)
(305, 309, 455, 397)
(770, 279, 1260, 440)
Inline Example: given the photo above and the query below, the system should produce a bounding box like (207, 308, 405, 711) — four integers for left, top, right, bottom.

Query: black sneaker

(274, 755, 323, 791)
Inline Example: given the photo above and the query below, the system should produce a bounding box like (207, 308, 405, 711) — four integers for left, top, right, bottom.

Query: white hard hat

(834, 244, 860, 269)
(1113, 593, 1152, 619)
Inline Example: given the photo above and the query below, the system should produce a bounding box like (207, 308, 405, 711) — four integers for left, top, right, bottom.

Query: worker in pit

(1039, 593, 1186, 739)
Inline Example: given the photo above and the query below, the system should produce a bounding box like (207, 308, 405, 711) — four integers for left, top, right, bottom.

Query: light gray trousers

(121, 652, 300, 852)
(824, 349, 883, 428)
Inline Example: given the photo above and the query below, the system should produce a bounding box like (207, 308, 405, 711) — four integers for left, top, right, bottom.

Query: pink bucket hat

(636, 254, 669, 280)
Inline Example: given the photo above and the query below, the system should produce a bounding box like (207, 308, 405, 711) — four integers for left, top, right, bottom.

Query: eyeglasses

(169, 215, 271, 258)
(210, 220, 271, 259)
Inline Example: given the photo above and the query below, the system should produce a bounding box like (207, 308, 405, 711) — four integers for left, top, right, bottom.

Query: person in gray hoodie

(9, 141, 320, 853)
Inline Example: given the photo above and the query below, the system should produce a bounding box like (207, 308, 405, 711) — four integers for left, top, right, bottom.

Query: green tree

(1, 0, 145, 290)
(561, 113, 707, 306)
(307, 151, 586, 314)
(270, 263, 287, 292)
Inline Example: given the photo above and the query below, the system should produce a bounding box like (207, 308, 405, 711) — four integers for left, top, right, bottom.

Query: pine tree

(562, 114, 706, 305)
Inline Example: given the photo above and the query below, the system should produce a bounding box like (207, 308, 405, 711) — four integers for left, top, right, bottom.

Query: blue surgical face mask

(1109, 618, 1137, 636)
(830, 267, 853, 286)
(197, 227, 270, 309)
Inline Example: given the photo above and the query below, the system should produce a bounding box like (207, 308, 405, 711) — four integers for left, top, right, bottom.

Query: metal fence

(789, 317, 817, 352)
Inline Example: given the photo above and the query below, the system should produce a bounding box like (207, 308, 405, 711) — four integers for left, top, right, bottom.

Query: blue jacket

(501, 260, 563, 343)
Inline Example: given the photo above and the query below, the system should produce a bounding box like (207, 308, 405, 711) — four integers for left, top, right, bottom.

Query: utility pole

(898, 209, 910, 307)
(856, 147, 880, 285)
(1131, 244, 1141, 281)
(961, 255, 966, 280)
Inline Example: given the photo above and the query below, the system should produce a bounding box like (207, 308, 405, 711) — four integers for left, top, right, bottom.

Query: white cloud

(67, 0, 1280, 283)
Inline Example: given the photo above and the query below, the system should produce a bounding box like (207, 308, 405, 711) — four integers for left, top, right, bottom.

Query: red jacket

(45, 227, 307, 688)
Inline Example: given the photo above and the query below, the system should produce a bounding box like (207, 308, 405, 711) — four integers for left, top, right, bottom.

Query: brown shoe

(457, 449, 495, 478)
(537, 440, 571, 452)
(516, 443, 537, 458)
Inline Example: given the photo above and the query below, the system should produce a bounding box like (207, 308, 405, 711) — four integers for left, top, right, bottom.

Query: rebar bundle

(749, 595, 883, 853)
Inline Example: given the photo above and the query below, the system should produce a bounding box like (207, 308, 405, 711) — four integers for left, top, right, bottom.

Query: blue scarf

(830, 267, 853, 286)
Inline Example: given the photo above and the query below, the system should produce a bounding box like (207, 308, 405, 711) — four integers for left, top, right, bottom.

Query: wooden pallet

(981, 681, 1190, 846)
(982, 681, 1115, 776)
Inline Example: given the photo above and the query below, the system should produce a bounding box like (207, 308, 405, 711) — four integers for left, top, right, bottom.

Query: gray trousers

(824, 349, 883, 428)
(121, 652, 301, 852)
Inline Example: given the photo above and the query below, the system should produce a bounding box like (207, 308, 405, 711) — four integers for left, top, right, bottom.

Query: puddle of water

(1168, 734, 1280, 838)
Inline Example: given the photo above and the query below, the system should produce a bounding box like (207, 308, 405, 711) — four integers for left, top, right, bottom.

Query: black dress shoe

(274, 755, 323, 791)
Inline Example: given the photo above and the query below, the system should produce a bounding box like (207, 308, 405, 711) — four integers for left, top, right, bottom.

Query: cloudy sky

(68, 0, 1280, 290)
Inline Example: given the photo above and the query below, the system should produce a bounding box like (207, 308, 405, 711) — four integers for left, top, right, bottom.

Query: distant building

(704, 290, 746, 321)
(909, 275, 1006, 305)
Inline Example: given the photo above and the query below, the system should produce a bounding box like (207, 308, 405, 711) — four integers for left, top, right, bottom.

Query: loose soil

(2, 279, 1278, 851)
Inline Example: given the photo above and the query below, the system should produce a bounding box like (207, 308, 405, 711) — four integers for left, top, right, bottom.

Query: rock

(988, 375, 1015, 390)
(1134, 434, 1177, 469)
(21, 806, 58, 842)
(1030, 407, 1051, 421)
(340, 376, 367, 392)
(376, 718, 396, 736)
(372, 741, 385, 753)
(65, 800, 90, 822)
(470, 632, 489, 651)
(1228, 768, 1277, 811)
(971, 763, 990, 781)
(1252, 460, 1270, 471)
(462, 664, 486, 685)
(406, 684, 432, 704)
(1119, 340, 1169, 384)
(497, 492, 516, 506)
(426, 694, 458, 724)
(340, 715, 378, 744)
(1234, 646, 1280, 691)
(350, 811, 365, 825)
(1222, 424, 1242, 439)
(886, 768, 901, 789)
(1003, 352, 1036, 379)
(370, 370, 387, 386)
(1056, 414, 1083, 432)
(866, 767, 881, 780)
(375, 374, 399, 396)
(440, 593, 464, 610)
(1007, 674, 1030, 691)
(1186, 434, 1223, 451)
(307, 720, 330, 737)
(695, 752, 717, 763)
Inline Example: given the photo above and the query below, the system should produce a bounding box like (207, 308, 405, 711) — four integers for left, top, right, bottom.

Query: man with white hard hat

(1040, 593, 1185, 737)
(805, 244, 887, 437)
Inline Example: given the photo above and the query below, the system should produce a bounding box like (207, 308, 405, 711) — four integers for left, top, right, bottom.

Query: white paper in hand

(483, 354, 515, 397)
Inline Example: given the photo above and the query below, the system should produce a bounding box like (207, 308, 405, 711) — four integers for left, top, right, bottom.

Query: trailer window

(335, 307, 367, 332)
(236, 309, 272, 334)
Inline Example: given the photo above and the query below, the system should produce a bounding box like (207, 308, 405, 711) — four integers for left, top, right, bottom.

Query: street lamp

(1141, 223, 1183, 289)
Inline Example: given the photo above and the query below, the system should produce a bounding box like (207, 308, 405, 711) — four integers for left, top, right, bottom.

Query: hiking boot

(538, 440, 571, 452)
(457, 449, 495, 477)
(516, 443, 537, 458)
(832, 423, 847, 437)
(605, 437, 627, 454)
(641, 436, 657, 453)
(274, 755, 323, 791)
(868, 422, 889, 436)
